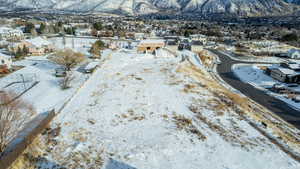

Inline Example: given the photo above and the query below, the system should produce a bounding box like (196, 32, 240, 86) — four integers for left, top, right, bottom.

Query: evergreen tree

(93, 22, 103, 31)
(53, 25, 60, 34)
(15, 47, 23, 59)
(39, 23, 47, 34)
(22, 45, 29, 56)
(65, 27, 76, 35)
(281, 33, 298, 42)
(24, 22, 35, 33)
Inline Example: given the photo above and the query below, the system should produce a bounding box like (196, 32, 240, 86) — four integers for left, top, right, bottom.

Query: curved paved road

(209, 49, 300, 129)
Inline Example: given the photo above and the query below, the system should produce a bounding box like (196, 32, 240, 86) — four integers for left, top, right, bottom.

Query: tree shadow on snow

(104, 159, 138, 169)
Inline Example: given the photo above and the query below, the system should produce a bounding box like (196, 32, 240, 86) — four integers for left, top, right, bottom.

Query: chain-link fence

(0, 73, 39, 95)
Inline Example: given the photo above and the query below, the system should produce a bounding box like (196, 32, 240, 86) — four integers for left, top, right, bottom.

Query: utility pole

(20, 74, 26, 90)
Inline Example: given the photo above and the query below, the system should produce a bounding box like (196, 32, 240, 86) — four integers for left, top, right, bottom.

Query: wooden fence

(0, 110, 55, 169)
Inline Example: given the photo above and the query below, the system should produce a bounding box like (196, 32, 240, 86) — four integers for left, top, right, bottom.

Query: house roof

(0, 52, 11, 59)
(287, 64, 300, 70)
(276, 68, 298, 75)
(0, 27, 11, 33)
(139, 39, 165, 45)
(0, 27, 22, 34)
(288, 48, 300, 54)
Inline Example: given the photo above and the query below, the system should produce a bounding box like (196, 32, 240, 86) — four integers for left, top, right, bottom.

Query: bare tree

(50, 49, 85, 71)
(60, 71, 75, 90)
(0, 91, 35, 154)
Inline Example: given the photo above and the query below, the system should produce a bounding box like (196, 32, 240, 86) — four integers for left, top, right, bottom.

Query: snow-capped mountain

(0, 0, 297, 16)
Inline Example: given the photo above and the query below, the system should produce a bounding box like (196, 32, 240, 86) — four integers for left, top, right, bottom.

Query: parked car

(55, 68, 67, 77)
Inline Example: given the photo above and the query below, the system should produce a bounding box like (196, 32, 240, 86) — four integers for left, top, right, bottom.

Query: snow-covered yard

(232, 64, 300, 110)
(0, 54, 95, 112)
(37, 50, 300, 169)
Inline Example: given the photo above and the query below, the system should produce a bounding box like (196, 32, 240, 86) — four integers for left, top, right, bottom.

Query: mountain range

(0, 0, 299, 17)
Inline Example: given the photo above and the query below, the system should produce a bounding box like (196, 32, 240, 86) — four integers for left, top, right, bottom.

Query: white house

(288, 49, 300, 59)
(190, 34, 207, 45)
(9, 37, 54, 55)
(0, 53, 12, 69)
(134, 33, 145, 40)
(75, 28, 92, 36)
(0, 27, 24, 41)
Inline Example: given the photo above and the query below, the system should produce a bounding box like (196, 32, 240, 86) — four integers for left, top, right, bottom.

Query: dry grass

(70, 128, 89, 143)
(177, 60, 300, 150)
(197, 50, 214, 67)
(194, 111, 253, 148)
(8, 136, 46, 169)
(162, 114, 169, 120)
(117, 109, 146, 123)
(216, 111, 224, 116)
(182, 84, 198, 93)
(173, 114, 206, 141)
(173, 115, 193, 129)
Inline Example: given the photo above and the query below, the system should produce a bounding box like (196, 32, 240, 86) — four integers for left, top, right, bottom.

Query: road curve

(209, 49, 300, 130)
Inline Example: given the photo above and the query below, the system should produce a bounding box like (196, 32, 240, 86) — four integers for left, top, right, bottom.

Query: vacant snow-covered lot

(39, 50, 300, 169)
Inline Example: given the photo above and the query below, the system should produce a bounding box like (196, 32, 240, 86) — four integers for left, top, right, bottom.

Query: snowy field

(232, 64, 300, 110)
(37, 50, 300, 169)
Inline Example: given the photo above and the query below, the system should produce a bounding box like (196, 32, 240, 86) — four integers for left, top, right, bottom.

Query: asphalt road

(209, 49, 300, 129)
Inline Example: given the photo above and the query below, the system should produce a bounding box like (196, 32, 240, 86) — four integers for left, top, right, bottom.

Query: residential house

(178, 42, 192, 51)
(288, 49, 300, 59)
(75, 28, 92, 36)
(164, 36, 179, 46)
(190, 34, 207, 45)
(137, 39, 165, 54)
(9, 37, 54, 56)
(0, 53, 12, 71)
(270, 68, 300, 83)
(125, 32, 135, 39)
(280, 62, 300, 71)
(0, 27, 24, 41)
(134, 33, 145, 41)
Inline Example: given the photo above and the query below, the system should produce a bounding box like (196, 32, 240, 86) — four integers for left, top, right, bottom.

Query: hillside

(28, 49, 300, 169)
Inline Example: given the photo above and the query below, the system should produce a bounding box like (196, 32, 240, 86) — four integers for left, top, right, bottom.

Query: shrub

(90, 40, 106, 57)
(0, 91, 35, 154)
(281, 33, 298, 42)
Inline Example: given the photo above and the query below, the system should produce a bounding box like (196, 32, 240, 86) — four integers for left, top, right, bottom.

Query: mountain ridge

(0, 0, 298, 17)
